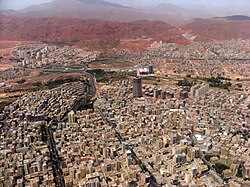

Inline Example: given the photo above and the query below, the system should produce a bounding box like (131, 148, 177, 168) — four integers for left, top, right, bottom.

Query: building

(180, 91, 189, 99)
(190, 84, 209, 97)
(153, 89, 161, 99)
(149, 65, 154, 74)
(243, 162, 250, 179)
(133, 77, 142, 98)
(68, 110, 75, 124)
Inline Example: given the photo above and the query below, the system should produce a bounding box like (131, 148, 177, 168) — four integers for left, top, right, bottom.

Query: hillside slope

(185, 19, 250, 41)
(0, 16, 189, 51)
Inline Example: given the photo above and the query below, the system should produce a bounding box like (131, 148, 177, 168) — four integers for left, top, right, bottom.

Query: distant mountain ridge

(1, 0, 250, 51)
(1, 0, 250, 19)
(152, 3, 212, 19)
(77, 0, 130, 8)
(214, 15, 250, 21)
(0, 0, 214, 22)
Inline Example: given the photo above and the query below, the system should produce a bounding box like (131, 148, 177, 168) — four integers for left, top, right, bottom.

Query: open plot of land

(0, 62, 16, 70)
(0, 40, 36, 56)
(89, 59, 134, 70)
(142, 76, 177, 88)
(7, 73, 82, 90)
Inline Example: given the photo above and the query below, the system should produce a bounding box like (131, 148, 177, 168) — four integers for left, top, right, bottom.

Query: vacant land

(0, 40, 36, 56)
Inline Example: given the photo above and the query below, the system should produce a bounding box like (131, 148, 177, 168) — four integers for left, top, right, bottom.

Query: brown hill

(0, 16, 189, 50)
(1, 15, 249, 51)
(185, 19, 250, 41)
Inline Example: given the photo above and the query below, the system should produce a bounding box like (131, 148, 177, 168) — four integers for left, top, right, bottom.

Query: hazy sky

(109, 0, 250, 9)
(0, 0, 52, 10)
(0, 0, 249, 10)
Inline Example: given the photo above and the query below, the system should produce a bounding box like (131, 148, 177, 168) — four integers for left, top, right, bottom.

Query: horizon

(0, 0, 250, 16)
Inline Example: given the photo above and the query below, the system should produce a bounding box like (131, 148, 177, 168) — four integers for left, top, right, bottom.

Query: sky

(109, 0, 250, 7)
(0, 0, 249, 12)
(0, 0, 52, 10)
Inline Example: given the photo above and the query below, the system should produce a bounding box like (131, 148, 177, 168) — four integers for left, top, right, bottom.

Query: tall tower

(149, 65, 154, 74)
(133, 77, 142, 98)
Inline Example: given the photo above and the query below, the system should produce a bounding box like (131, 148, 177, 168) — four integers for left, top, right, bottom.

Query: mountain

(214, 15, 250, 21)
(150, 3, 212, 19)
(185, 19, 250, 41)
(1, 1, 250, 51)
(0, 16, 189, 50)
(77, 0, 129, 8)
(158, 0, 250, 17)
(12, 0, 154, 21)
(0, 10, 16, 16)
(2, 0, 210, 22)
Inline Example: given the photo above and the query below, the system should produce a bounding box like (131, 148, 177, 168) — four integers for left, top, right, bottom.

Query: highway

(44, 120, 66, 187)
(43, 72, 97, 187)
(61, 72, 96, 121)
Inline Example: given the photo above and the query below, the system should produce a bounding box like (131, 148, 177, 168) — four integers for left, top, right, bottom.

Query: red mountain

(0, 16, 189, 50)
(185, 19, 250, 41)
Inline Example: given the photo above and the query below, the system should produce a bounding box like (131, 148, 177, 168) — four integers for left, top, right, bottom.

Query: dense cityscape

(0, 0, 250, 187)
(0, 38, 249, 187)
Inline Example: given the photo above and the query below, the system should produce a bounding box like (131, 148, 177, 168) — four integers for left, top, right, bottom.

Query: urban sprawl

(0, 39, 249, 187)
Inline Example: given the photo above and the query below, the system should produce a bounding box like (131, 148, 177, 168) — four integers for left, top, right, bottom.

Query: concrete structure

(68, 110, 75, 124)
(243, 162, 250, 179)
(190, 84, 209, 97)
(133, 77, 142, 98)
(148, 65, 154, 74)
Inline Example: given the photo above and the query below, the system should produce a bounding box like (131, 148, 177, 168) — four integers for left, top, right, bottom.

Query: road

(43, 72, 97, 187)
(96, 107, 159, 186)
(45, 120, 66, 187)
(61, 72, 96, 121)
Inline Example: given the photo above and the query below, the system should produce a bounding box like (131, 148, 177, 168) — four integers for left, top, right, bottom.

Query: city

(0, 38, 249, 186)
(0, 0, 250, 187)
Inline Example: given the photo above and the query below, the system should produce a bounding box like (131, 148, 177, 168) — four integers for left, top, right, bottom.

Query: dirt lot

(0, 40, 36, 56)
(0, 62, 16, 70)
(0, 71, 83, 98)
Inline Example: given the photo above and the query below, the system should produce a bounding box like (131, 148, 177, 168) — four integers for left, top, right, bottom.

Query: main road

(44, 72, 97, 187)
